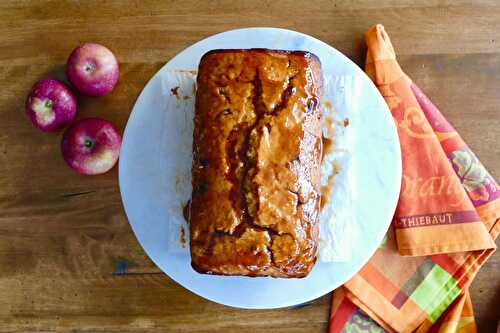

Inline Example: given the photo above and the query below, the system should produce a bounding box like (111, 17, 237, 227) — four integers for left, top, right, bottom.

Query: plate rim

(119, 27, 402, 309)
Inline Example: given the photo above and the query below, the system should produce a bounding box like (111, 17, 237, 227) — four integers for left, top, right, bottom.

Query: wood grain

(0, 1, 499, 332)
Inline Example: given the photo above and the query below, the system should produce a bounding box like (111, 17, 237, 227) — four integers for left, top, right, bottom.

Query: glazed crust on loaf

(189, 49, 323, 278)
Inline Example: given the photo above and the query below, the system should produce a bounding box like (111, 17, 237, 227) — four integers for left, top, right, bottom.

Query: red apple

(61, 118, 121, 175)
(25, 79, 77, 132)
(66, 43, 119, 96)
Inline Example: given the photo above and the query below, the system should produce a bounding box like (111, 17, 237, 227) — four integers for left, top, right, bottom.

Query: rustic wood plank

(0, 272, 330, 332)
(0, 0, 499, 332)
(1, 1, 500, 68)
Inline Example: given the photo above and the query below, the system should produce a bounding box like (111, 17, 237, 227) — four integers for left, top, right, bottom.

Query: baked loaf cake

(189, 49, 323, 278)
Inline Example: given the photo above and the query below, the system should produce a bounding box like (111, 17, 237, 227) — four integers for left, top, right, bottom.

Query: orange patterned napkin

(328, 25, 500, 333)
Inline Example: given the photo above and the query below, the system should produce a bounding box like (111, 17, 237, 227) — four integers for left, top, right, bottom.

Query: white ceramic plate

(119, 28, 401, 309)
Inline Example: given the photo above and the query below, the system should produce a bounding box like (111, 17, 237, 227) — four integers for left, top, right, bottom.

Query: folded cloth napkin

(328, 25, 500, 333)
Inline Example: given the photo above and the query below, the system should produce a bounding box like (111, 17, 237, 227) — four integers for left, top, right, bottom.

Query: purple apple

(25, 79, 77, 132)
(61, 118, 121, 175)
(66, 43, 119, 96)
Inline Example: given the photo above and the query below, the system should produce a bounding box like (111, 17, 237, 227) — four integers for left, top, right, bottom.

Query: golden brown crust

(189, 49, 323, 278)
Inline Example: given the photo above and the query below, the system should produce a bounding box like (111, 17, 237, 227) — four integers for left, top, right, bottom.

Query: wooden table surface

(1, 1, 499, 332)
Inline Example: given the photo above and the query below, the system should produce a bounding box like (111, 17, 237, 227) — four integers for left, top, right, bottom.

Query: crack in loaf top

(189, 49, 324, 278)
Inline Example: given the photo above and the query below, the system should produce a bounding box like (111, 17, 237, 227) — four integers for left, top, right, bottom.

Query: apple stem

(85, 63, 95, 73)
(84, 139, 93, 148)
(44, 100, 52, 109)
